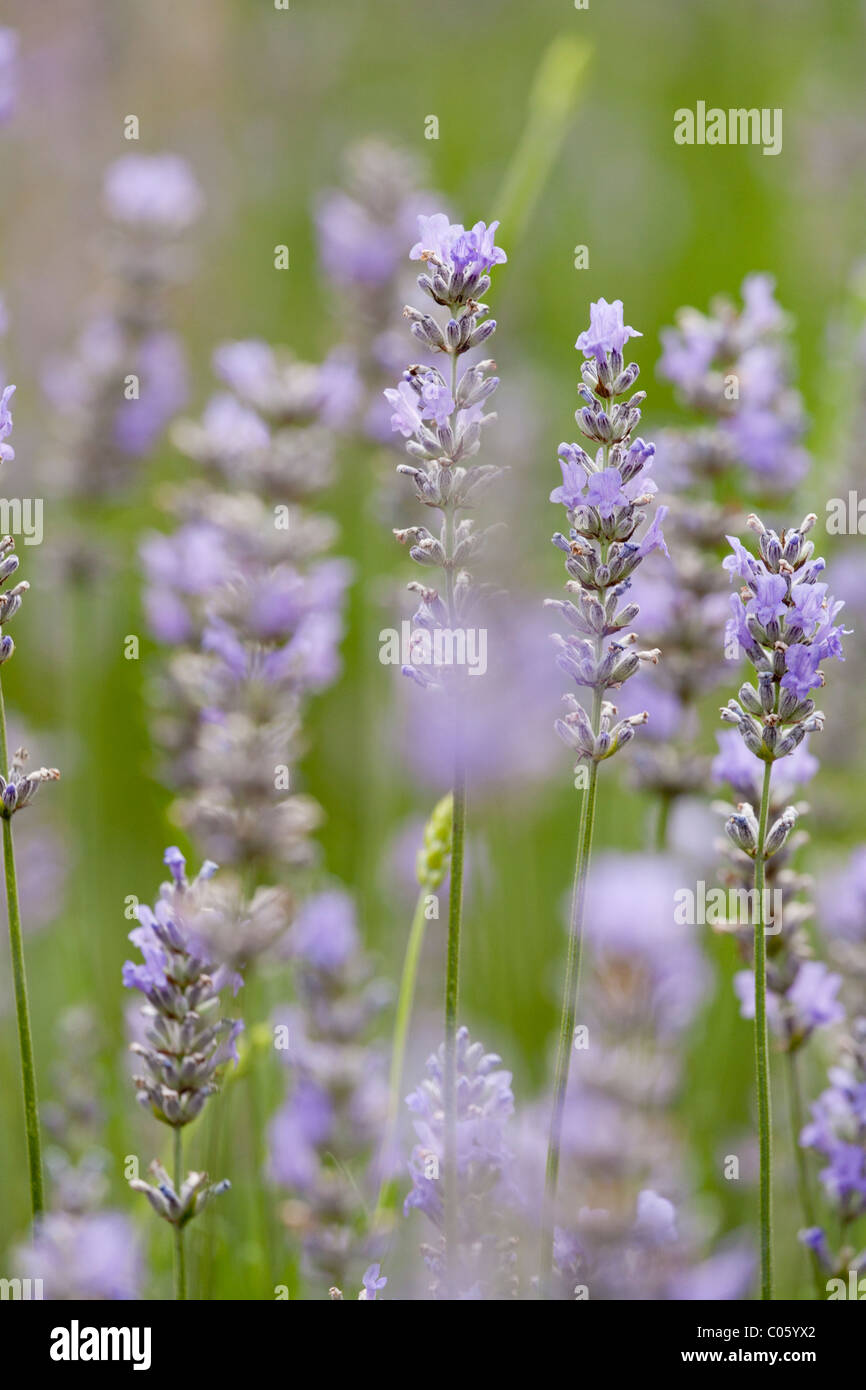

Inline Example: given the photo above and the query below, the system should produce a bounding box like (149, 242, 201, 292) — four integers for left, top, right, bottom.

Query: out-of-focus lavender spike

(267, 890, 389, 1291)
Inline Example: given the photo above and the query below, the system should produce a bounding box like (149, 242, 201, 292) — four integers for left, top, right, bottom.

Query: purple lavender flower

(800, 1020, 866, 1253)
(316, 139, 433, 290)
(409, 214, 507, 290)
(721, 514, 846, 764)
(575, 297, 642, 361)
(404, 1026, 518, 1298)
(123, 848, 243, 1128)
(0, 381, 15, 461)
(358, 1263, 387, 1300)
(734, 960, 844, 1045)
(399, 601, 562, 792)
(113, 332, 188, 456)
(103, 153, 203, 231)
(14, 1212, 141, 1301)
(712, 728, 817, 804)
(142, 334, 350, 875)
(42, 156, 202, 508)
(0, 28, 18, 126)
(659, 275, 808, 491)
(548, 302, 666, 769)
(585, 853, 710, 1037)
(818, 845, 866, 945)
(268, 889, 388, 1289)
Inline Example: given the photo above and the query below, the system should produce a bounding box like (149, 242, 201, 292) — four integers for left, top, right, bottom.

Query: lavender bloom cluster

(316, 139, 437, 441)
(548, 299, 667, 765)
(386, 214, 506, 691)
(712, 734, 844, 1049)
(15, 1211, 142, 1301)
(0, 27, 17, 126)
(0, 397, 60, 809)
(515, 853, 746, 1301)
(720, 513, 846, 769)
(43, 1006, 110, 1215)
(819, 845, 866, 996)
(267, 890, 388, 1289)
(552, 1189, 753, 1302)
(142, 339, 354, 907)
(123, 848, 240, 1229)
(404, 1025, 518, 1299)
(618, 274, 813, 810)
(659, 274, 809, 491)
(123, 848, 244, 1130)
(799, 1020, 866, 1280)
(43, 154, 202, 508)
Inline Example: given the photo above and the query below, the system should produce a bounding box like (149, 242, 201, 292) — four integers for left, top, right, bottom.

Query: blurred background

(1, 0, 865, 1300)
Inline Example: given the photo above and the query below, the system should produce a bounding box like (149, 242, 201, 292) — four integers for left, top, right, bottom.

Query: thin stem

(443, 750, 466, 1295)
(374, 888, 430, 1226)
(246, 1030, 278, 1294)
(540, 676, 603, 1295)
(0, 671, 44, 1221)
(655, 788, 674, 852)
(753, 759, 774, 1300)
(785, 1050, 824, 1298)
(442, 344, 467, 1297)
(173, 1126, 187, 1302)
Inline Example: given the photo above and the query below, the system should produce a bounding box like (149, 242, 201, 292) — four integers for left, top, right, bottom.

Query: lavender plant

(374, 792, 453, 1226)
(516, 851, 744, 1300)
(141, 337, 357, 1295)
(385, 213, 506, 1289)
(123, 848, 243, 1299)
(267, 889, 388, 1291)
(43, 154, 202, 514)
(658, 274, 809, 494)
(316, 138, 433, 436)
(404, 1026, 518, 1299)
(798, 1018, 866, 1291)
(142, 340, 354, 936)
(712, 734, 844, 1293)
(619, 276, 810, 841)
(14, 1211, 142, 1301)
(0, 387, 61, 1220)
(541, 299, 667, 1288)
(719, 513, 847, 1298)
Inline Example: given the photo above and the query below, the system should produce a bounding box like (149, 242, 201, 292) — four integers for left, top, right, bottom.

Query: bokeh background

(1, 0, 865, 1299)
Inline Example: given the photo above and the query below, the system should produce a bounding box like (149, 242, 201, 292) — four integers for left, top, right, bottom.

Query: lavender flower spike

(0, 392, 61, 1222)
(124, 848, 241, 1297)
(719, 513, 847, 1302)
(798, 1018, 866, 1285)
(386, 213, 506, 1293)
(541, 301, 667, 1292)
(405, 1026, 518, 1299)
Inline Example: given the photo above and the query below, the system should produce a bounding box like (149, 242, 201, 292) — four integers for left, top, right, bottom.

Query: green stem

(443, 752, 466, 1295)
(442, 346, 467, 1296)
(374, 888, 430, 1226)
(753, 759, 774, 1300)
(540, 679, 602, 1295)
(174, 1127, 187, 1301)
(785, 1049, 824, 1298)
(0, 671, 44, 1221)
(246, 1029, 277, 1294)
(655, 788, 674, 852)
